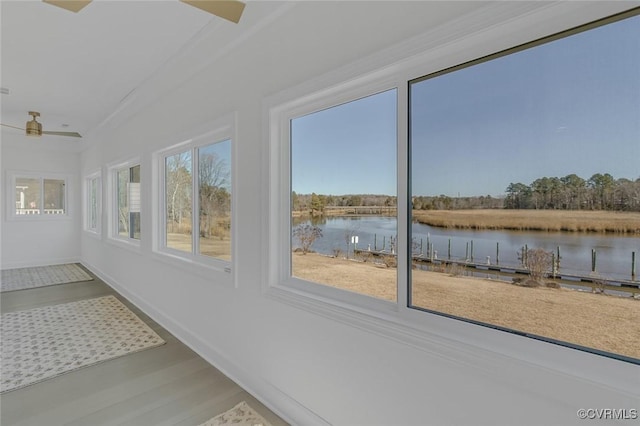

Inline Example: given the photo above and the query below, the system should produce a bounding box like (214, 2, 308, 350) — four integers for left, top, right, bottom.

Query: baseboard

(81, 259, 329, 426)
(1, 257, 81, 270)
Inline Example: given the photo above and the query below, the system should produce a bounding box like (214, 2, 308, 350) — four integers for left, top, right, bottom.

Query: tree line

(292, 192, 396, 213)
(504, 173, 640, 211)
(293, 173, 640, 213)
(412, 194, 503, 210)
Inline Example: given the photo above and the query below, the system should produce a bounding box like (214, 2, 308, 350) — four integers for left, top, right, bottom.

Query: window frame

(7, 171, 70, 220)
(267, 77, 407, 314)
(84, 169, 102, 236)
(154, 114, 236, 278)
(263, 2, 640, 391)
(107, 158, 141, 249)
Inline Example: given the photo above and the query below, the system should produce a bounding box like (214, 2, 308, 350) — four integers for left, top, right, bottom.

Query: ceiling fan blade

(42, 130, 83, 138)
(43, 0, 92, 13)
(1, 123, 26, 131)
(181, 0, 245, 23)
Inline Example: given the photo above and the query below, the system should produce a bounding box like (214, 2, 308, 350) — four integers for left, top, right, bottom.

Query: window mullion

(192, 147, 199, 256)
(397, 81, 410, 312)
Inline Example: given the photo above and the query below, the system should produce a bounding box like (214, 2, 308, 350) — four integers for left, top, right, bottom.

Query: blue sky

(291, 89, 397, 195)
(291, 14, 639, 197)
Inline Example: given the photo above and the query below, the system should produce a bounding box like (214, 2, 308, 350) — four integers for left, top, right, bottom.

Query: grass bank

(292, 252, 640, 359)
(412, 209, 640, 234)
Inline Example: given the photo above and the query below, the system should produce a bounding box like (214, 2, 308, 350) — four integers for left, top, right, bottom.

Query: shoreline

(294, 209, 640, 234)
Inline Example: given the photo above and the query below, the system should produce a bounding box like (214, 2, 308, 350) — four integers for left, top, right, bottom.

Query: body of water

(293, 216, 640, 282)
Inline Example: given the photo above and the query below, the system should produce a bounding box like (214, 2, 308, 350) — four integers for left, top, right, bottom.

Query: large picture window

(270, 9, 639, 365)
(408, 12, 639, 362)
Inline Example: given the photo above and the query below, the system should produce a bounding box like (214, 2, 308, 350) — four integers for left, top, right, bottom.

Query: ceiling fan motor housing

(26, 112, 42, 136)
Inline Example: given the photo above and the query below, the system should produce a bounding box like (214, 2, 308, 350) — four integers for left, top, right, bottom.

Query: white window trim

(6, 170, 71, 221)
(262, 1, 639, 394)
(83, 169, 102, 237)
(152, 113, 237, 283)
(106, 157, 141, 251)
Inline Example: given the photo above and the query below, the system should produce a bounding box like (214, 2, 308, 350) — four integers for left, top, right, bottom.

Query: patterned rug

(1, 263, 93, 292)
(199, 401, 272, 426)
(0, 295, 165, 393)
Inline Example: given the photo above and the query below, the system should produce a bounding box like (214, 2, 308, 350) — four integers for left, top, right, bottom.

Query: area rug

(199, 401, 272, 426)
(1, 263, 93, 292)
(0, 295, 165, 393)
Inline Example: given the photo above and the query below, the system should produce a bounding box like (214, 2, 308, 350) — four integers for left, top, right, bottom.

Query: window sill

(106, 236, 142, 254)
(152, 248, 233, 286)
(265, 282, 639, 396)
(83, 229, 102, 240)
(8, 214, 71, 222)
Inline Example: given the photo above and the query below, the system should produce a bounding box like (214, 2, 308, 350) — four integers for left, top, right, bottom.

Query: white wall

(76, 2, 638, 425)
(1, 136, 81, 268)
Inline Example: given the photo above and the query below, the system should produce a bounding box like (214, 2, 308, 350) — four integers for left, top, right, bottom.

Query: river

(293, 216, 640, 282)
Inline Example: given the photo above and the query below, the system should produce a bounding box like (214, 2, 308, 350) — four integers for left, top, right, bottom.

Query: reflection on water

(292, 216, 639, 281)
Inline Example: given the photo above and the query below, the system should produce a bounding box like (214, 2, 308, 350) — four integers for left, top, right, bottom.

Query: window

(290, 90, 398, 301)
(109, 161, 141, 243)
(408, 12, 639, 362)
(164, 140, 231, 259)
(85, 171, 101, 234)
(269, 8, 640, 365)
(11, 174, 67, 217)
(158, 118, 234, 269)
(117, 165, 141, 239)
(165, 150, 193, 252)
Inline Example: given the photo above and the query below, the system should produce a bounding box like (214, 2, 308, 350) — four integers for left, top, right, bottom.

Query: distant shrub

(521, 248, 553, 285)
(292, 224, 323, 255)
(545, 281, 561, 289)
(447, 263, 466, 277)
(357, 251, 373, 263)
(382, 255, 397, 268)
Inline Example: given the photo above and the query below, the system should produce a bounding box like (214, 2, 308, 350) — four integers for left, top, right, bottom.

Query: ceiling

(0, 0, 265, 145)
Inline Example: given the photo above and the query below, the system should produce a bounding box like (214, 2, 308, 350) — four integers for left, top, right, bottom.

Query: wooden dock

(353, 248, 640, 291)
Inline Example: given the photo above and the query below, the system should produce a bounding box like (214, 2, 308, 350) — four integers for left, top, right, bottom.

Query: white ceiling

(0, 0, 266, 145)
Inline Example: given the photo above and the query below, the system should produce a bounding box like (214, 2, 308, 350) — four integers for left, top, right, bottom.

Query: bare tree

(199, 152, 230, 238)
(166, 152, 192, 233)
(293, 224, 323, 254)
(522, 248, 553, 286)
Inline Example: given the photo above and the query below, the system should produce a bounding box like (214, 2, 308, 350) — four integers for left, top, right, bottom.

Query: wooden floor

(0, 267, 288, 426)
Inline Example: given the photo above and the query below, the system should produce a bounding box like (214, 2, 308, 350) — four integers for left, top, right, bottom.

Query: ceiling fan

(43, 0, 246, 24)
(1, 111, 82, 138)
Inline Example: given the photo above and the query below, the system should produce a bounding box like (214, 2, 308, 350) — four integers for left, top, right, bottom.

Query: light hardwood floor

(0, 266, 288, 426)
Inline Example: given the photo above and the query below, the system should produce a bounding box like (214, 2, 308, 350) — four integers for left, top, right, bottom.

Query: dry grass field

(167, 233, 231, 260)
(412, 209, 640, 234)
(293, 252, 640, 359)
